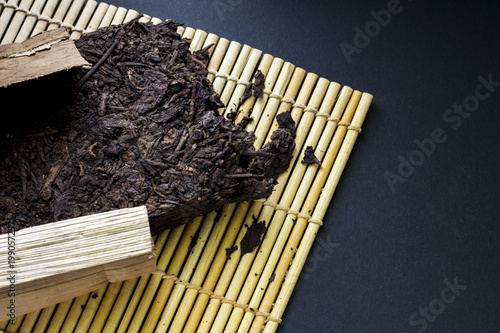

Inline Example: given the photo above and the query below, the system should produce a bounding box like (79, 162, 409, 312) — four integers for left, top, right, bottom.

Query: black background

(105, 1, 500, 332)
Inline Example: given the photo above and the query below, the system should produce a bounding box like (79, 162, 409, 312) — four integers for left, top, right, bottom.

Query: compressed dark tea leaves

(0, 19, 295, 235)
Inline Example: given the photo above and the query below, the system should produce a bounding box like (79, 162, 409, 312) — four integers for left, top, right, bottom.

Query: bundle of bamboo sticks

(0, 1, 373, 332)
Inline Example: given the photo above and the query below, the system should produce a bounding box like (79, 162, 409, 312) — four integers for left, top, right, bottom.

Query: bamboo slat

(0, 2, 373, 332)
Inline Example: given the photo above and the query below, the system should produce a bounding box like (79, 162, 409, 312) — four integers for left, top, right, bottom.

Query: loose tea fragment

(0, 19, 296, 235)
(252, 70, 265, 98)
(240, 216, 268, 255)
(301, 146, 322, 166)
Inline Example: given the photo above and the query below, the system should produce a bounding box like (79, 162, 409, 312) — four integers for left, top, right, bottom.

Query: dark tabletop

(105, 1, 500, 332)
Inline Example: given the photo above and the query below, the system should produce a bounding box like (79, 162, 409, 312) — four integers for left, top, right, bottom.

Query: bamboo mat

(0, 1, 373, 332)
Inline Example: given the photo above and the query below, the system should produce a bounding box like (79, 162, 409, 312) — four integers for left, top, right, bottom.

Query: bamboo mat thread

(0, 1, 373, 332)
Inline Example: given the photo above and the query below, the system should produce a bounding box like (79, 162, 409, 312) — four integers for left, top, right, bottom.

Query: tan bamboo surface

(0, 1, 374, 332)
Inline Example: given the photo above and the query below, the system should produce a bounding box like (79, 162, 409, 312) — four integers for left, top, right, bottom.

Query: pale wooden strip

(98, 4, 117, 28)
(246, 88, 360, 333)
(83, 1, 109, 33)
(0, 319, 8, 330)
(1, 0, 34, 44)
(176, 25, 184, 36)
(218, 44, 253, 114)
(222, 47, 262, 117)
(262, 93, 373, 333)
(110, 7, 127, 25)
(69, 0, 97, 39)
(0, 207, 154, 321)
(144, 212, 218, 332)
(189, 28, 207, 52)
(14, 0, 45, 42)
(206, 37, 229, 83)
(31, 0, 59, 36)
(0, 0, 21, 41)
(212, 40, 241, 94)
(32, 304, 56, 332)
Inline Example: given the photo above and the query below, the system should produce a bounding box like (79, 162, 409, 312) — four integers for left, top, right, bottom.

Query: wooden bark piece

(0, 27, 90, 88)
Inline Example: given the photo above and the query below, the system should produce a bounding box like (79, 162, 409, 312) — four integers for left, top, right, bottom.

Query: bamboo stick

(262, 93, 373, 333)
(102, 231, 169, 332)
(219, 45, 254, 115)
(0, 0, 20, 42)
(5, 314, 24, 332)
(45, 298, 75, 332)
(48, 0, 85, 31)
(189, 28, 207, 53)
(181, 26, 195, 40)
(98, 4, 117, 28)
(69, 0, 97, 39)
(87, 281, 121, 332)
(181, 201, 250, 333)
(123, 9, 139, 23)
(146, 212, 219, 333)
(31, 0, 59, 36)
(32, 304, 56, 332)
(16, 309, 38, 332)
(212, 41, 241, 94)
(234, 53, 274, 124)
(251, 62, 299, 149)
(14, 0, 45, 42)
(246, 88, 360, 333)
(59, 293, 90, 333)
(82, 1, 109, 33)
(110, 7, 127, 26)
(202, 32, 218, 57)
(1, 0, 34, 44)
(246, 57, 284, 134)
(262, 67, 307, 142)
(116, 226, 186, 333)
(73, 284, 107, 332)
(124, 218, 203, 332)
(206, 37, 229, 83)
(102, 277, 139, 332)
(221, 81, 343, 333)
(166, 204, 237, 332)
